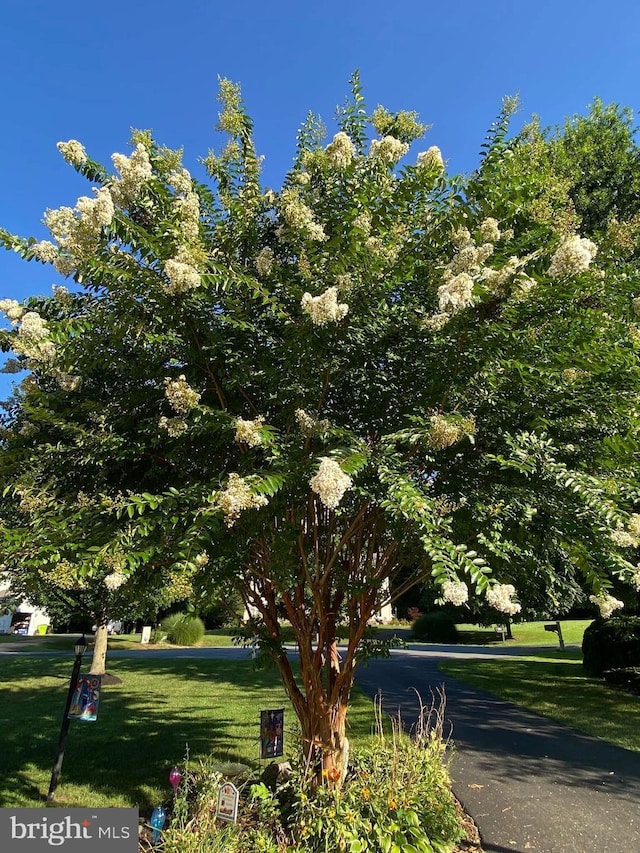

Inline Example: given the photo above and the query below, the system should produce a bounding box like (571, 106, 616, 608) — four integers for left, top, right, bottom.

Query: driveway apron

(355, 649, 640, 853)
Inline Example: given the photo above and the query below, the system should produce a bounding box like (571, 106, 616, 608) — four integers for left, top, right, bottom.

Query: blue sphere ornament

(150, 805, 166, 844)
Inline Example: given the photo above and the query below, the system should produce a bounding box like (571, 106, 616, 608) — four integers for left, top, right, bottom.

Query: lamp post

(46, 634, 88, 802)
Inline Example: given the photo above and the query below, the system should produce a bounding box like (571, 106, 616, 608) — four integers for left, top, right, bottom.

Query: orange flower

(361, 787, 371, 801)
(327, 766, 341, 783)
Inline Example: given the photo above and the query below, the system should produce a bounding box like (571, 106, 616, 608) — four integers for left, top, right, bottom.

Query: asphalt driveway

(355, 650, 640, 853)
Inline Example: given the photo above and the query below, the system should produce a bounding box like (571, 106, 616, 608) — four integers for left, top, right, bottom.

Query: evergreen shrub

(411, 611, 458, 643)
(582, 616, 640, 676)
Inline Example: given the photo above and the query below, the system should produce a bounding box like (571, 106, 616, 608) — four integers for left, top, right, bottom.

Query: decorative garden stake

(150, 805, 166, 845)
(260, 709, 284, 759)
(46, 634, 88, 801)
(169, 766, 182, 795)
(216, 782, 239, 823)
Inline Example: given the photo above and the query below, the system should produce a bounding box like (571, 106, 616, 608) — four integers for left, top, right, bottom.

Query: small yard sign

(216, 782, 239, 823)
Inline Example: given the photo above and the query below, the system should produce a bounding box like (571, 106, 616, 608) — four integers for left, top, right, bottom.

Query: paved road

(4, 641, 639, 851)
(356, 650, 640, 853)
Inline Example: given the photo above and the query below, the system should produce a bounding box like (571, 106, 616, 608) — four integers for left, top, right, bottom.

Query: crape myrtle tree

(2, 76, 640, 784)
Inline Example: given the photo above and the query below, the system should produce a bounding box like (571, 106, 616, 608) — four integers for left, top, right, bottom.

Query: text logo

(0, 808, 138, 851)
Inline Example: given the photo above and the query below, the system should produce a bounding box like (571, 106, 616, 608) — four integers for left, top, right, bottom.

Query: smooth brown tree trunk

(89, 622, 108, 676)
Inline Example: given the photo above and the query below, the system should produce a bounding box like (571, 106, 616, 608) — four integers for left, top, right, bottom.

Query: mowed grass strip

(455, 619, 591, 647)
(0, 655, 376, 809)
(439, 655, 640, 752)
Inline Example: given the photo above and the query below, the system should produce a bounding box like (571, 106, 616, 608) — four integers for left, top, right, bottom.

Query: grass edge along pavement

(0, 618, 593, 652)
(0, 654, 473, 852)
(439, 651, 640, 753)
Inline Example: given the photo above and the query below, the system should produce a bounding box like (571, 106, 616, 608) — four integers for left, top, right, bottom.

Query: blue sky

(1, 0, 639, 397)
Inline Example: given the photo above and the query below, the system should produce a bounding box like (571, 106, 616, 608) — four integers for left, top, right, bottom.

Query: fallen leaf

(468, 783, 484, 790)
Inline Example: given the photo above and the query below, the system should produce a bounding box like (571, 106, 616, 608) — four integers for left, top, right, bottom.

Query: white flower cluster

(630, 567, 640, 592)
(589, 592, 624, 619)
(194, 551, 210, 568)
(103, 571, 127, 591)
(610, 527, 637, 548)
(57, 140, 87, 167)
(310, 457, 352, 509)
(169, 168, 193, 196)
(421, 313, 449, 332)
(235, 416, 265, 447)
(548, 235, 598, 278)
(416, 146, 444, 172)
(44, 187, 114, 273)
(441, 580, 469, 606)
(111, 143, 153, 205)
(325, 131, 356, 168)
(163, 253, 201, 294)
(481, 256, 522, 295)
(75, 188, 116, 234)
(295, 408, 330, 437)
(301, 287, 349, 325)
(632, 297, 640, 317)
(365, 235, 400, 265)
(627, 514, 640, 539)
(31, 241, 59, 264)
(485, 583, 521, 615)
(14, 311, 56, 362)
(510, 275, 536, 300)
(52, 284, 73, 307)
(434, 225, 502, 321)
(173, 190, 200, 243)
(164, 375, 201, 414)
(478, 218, 501, 243)
(255, 247, 275, 277)
(218, 473, 268, 527)
(369, 136, 409, 164)
(427, 413, 475, 451)
(353, 211, 372, 235)
(159, 416, 188, 437)
(428, 414, 461, 450)
(0, 299, 25, 324)
(447, 228, 495, 277)
(437, 272, 474, 314)
(279, 188, 328, 242)
(55, 372, 83, 392)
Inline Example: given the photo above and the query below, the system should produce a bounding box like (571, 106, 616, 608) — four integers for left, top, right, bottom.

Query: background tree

(458, 96, 640, 618)
(2, 77, 640, 784)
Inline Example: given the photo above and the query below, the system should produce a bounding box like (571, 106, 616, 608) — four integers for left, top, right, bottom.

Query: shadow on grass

(0, 656, 300, 809)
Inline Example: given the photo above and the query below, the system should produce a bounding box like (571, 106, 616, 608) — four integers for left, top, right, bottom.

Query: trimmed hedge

(582, 616, 640, 676)
(411, 611, 458, 644)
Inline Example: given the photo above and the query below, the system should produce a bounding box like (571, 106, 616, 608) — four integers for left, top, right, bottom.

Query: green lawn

(1, 619, 593, 652)
(0, 656, 376, 809)
(440, 654, 640, 752)
(455, 619, 592, 647)
(0, 628, 242, 652)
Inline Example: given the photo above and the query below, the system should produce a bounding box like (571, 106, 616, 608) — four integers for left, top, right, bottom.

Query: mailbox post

(544, 620, 565, 650)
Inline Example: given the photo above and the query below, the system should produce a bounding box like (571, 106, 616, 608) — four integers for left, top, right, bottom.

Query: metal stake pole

(47, 647, 84, 801)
